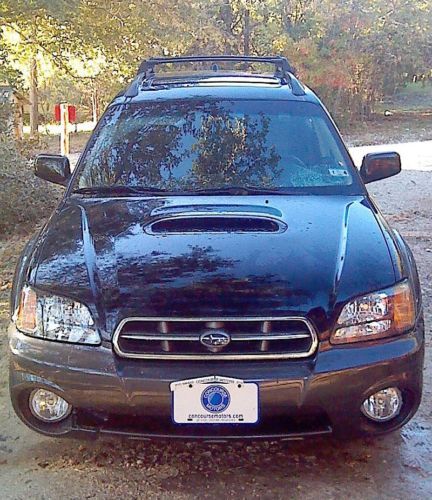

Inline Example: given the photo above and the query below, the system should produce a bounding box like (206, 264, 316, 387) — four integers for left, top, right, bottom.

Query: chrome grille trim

(112, 316, 318, 360)
(120, 333, 311, 341)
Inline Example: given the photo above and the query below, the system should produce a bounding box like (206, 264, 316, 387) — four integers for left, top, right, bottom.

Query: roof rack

(137, 55, 293, 78)
(125, 55, 305, 98)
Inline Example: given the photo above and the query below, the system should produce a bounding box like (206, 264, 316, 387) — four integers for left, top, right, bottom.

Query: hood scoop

(147, 215, 286, 234)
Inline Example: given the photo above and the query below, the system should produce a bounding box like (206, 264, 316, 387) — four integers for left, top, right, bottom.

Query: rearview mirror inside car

(360, 152, 401, 184)
(34, 154, 71, 186)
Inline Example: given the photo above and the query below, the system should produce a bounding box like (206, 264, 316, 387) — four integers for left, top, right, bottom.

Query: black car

(9, 56, 424, 441)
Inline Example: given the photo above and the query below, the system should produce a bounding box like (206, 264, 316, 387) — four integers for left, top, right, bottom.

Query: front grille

(113, 317, 318, 360)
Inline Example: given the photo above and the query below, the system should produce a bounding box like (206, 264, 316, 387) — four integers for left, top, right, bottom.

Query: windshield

(73, 100, 360, 194)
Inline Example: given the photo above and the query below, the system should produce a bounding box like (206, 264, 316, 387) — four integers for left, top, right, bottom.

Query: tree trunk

(29, 57, 39, 140)
(243, 8, 250, 56)
(91, 88, 99, 124)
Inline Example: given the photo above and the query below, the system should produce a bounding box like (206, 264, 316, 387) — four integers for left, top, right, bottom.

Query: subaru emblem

(200, 330, 231, 353)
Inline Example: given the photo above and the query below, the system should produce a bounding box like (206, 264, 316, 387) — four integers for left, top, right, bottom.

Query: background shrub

(0, 104, 61, 236)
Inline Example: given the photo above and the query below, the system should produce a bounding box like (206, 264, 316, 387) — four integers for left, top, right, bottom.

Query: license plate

(170, 375, 259, 424)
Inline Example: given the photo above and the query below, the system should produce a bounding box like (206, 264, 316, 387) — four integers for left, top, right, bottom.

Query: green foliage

(0, 0, 431, 123)
(0, 43, 23, 88)
(0, 103, 61, 235)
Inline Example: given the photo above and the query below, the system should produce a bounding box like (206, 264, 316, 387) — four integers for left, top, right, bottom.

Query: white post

(60, 102, 70, 156)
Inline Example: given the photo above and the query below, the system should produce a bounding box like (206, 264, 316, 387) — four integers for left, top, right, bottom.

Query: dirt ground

(344, 83, 432, 147)
(0, 161, 431, 499)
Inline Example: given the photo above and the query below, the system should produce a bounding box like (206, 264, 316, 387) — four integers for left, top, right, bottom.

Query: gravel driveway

(350, 140, 432, 171)
(0, 143, 431, 499)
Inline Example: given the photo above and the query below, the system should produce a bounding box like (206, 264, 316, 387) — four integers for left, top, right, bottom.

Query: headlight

(15, 286, 100, 345)
(331, 281, 415, 344)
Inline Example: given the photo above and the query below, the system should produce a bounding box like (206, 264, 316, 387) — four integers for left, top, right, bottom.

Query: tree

(0, 1, 89, 136)
(1, 0, 431, 129)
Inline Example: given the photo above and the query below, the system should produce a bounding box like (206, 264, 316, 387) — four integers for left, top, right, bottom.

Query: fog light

(29, 389, 71, 422)
(361, 387, 402, 422)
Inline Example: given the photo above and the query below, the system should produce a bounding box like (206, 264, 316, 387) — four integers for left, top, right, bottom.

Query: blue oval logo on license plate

(201, 385, 231, 413)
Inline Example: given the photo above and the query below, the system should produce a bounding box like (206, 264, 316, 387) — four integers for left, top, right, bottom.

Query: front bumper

(8, 324, 424, 441)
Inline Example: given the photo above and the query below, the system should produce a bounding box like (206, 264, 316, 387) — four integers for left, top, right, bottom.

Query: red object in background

(54, 104, 77, 123)
(54, 104, 61, 122)
(68, 105, 76, 123)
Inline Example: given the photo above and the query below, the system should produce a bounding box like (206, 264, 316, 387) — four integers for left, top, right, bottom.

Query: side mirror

(34, 154, 71, 186)
(360, 152, 401, 184)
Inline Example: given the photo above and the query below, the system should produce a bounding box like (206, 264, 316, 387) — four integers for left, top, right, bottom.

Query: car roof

(111, 74, 321, 106)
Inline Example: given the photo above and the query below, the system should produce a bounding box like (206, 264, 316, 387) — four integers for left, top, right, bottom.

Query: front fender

(392, 229, 422, 315)
(10, 233, 40, 318)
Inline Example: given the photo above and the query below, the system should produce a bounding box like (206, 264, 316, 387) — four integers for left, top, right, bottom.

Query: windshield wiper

(73, 185, 285, 196)
(73, 186, 169, 196)
(190, 186, 283, 195)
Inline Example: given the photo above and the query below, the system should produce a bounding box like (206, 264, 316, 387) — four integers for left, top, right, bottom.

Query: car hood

(31, 195, 395, 338)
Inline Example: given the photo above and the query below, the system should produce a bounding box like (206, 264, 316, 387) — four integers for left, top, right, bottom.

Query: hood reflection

(33, 195, 395, 338)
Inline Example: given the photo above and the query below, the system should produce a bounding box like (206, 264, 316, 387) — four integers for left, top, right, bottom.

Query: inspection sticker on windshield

(170, 376, 259, 424)
(329, 168, 349, 177)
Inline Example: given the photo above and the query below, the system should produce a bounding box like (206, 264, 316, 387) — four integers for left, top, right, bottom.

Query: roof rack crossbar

(124, 55, 305, 98)
(137, 55, 293, 78)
